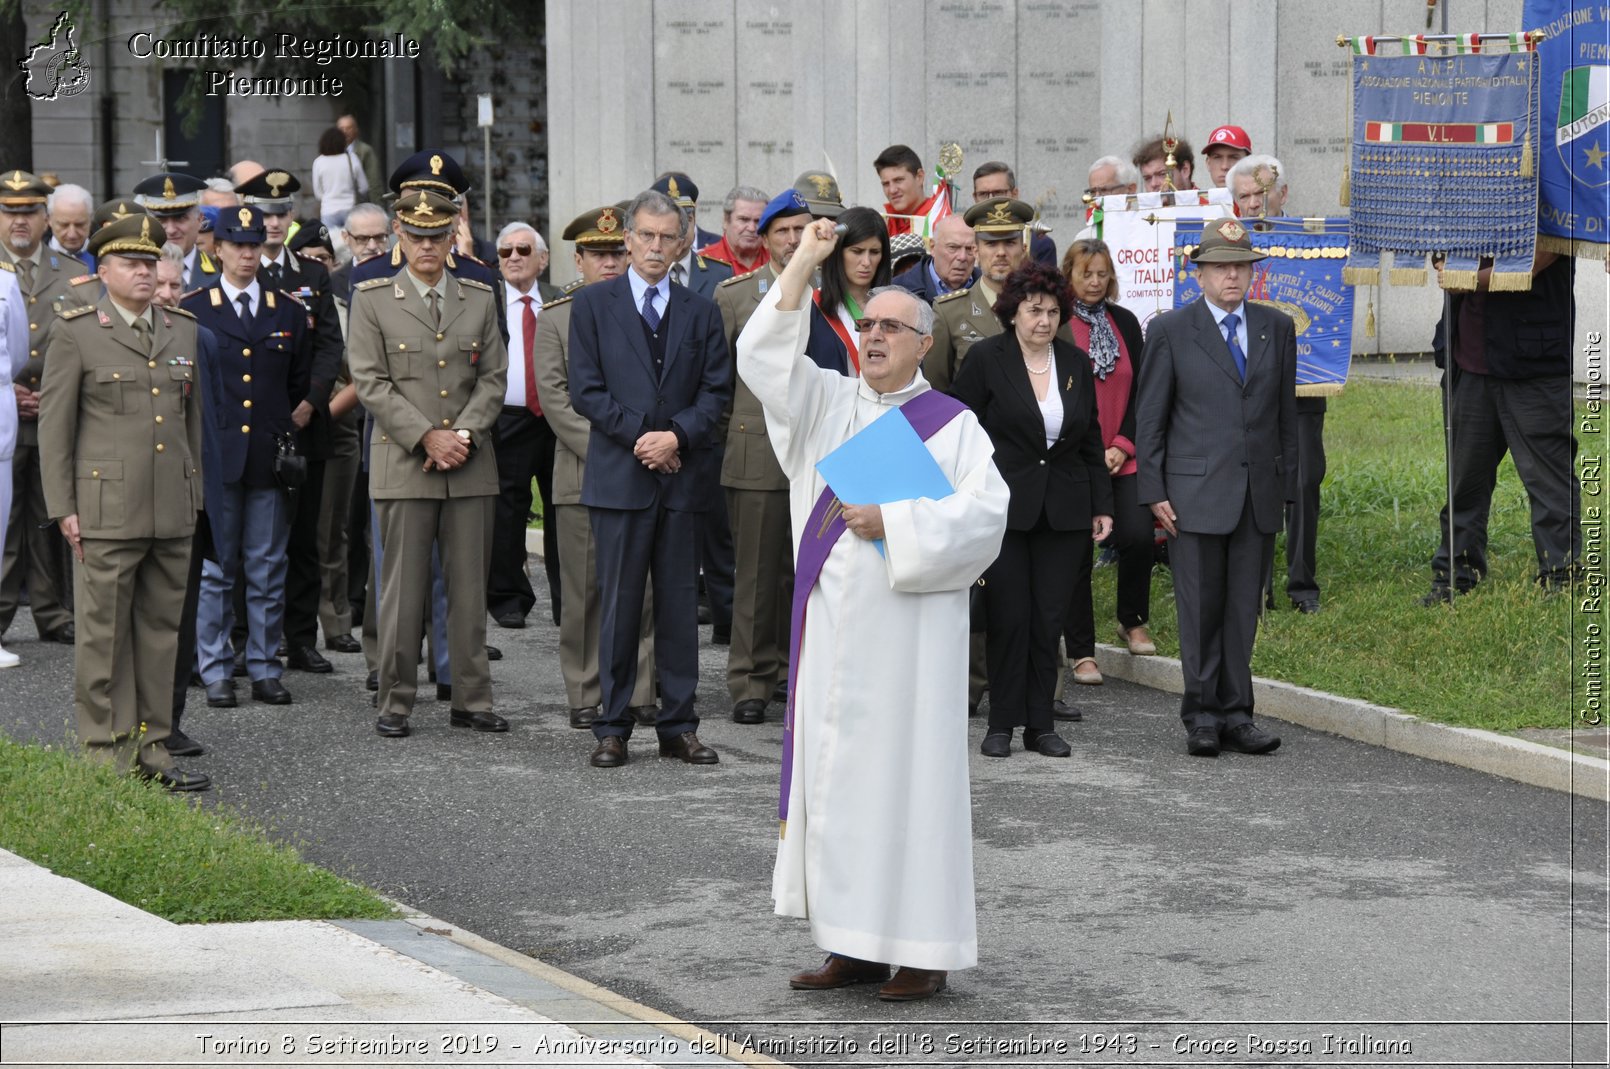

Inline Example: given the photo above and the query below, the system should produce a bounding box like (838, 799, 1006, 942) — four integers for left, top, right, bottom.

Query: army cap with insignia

(562, 205, 627, 248)
(963, 197, 1034, 242)
(1189, 216, 1266, 263)
(395, 189, 458, 236)
(234, 169, 300, 213)
(215, 205, 268, 246)
(0, 170, 51, 213)
(92, 197, 150, 231)
(389, 150, 468, 199)
(87, 212, 163, 261)
(651, 172, 698, 209)
(133, 172, 206, 216)
(757, 188, 810, 234)
(793, 170, 845, 218)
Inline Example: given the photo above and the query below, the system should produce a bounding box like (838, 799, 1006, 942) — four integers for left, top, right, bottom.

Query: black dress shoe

(485, 644, 503, 661)
(660, 731, 719, 764)
(1052, 699, 1084, 722)
(41, 621, 75, 643)
(1417, 586, 1455, 607)
(697, 603, 713, 625)
(232, 649, 248, 677)
(251, 678, 293, 705)
(205, 679, 237, 708)
(138, 764, 211, 792)
(1186, 726, 1221, 757)
(286, 645, 333, 673)
(711, 625, 731, 646)
(590, 736, 627, 767)
(375, 713, 411, 737)
(1292, 598, 1320, 614)
(436, 683, 452, 702)
(366, 669, 379, 691)
(732, 699, 766, 724)
(630, 704, 659, 726)
(771, 679, 789, 704)
(163, 729, 206, 757)
(276, 638, 288, 657)
(568, 706, 598, 729)
(1024, 730, 1072, 757)
(188, 670, 204, 689)
(979, 732, 1011, 758)
(1221, 722, 1281, 754)
(494, 611, 525, 629)
(325, 633, 362, 653)
(450, 709, 509, 732)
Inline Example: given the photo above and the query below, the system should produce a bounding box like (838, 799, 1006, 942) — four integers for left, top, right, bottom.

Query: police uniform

(0, 170, 99, 642)
(347, 189, 509, 737)
(923, 197, 1039, 393)
(37, 214, 208, 789)
(182, 206, 312, 705)
(531, 207, 656, 725)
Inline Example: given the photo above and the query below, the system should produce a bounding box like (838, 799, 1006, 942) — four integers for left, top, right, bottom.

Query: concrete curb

(1092, 643, 1610, 801)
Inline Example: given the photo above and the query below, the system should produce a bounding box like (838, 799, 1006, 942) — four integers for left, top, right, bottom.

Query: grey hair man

(46, 183, 92, 264)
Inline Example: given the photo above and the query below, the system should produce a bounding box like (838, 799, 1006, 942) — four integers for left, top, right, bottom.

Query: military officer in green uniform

(531, 205, 657, 729)
(37, 213, 209, 791)
(0, 169, 101, 645)
(348, 189, 509, 738)
(923, 197, 1037, 392)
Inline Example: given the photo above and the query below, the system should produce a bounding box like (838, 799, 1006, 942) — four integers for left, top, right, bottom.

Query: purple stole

(780, 387, 967, 827)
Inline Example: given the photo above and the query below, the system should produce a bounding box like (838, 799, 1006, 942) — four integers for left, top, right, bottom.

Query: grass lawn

(1089, 377, 1588, 732)
(0, 734, 394, 924)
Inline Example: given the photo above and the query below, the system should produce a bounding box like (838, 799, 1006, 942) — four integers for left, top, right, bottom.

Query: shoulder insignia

(0, 261, 15, 273)
(458, 252, 489, 267)
(264, 290, 277, 310)
(68, 274, 96, 286)
(934, 290, 969, 304)
(542, 294, 574, 311)
(164, 305, 197, 320)
(719, 269, 758, 288)
(179, 287, 206, 302)
(199, 250, 215, 271)
(209, 287, 223, 307)
(355, 277, 391, 291)
(58, 305, 95, 320)
(696, 253, 709, 269)
(457, 278, 493, 293)
(278, 289, 306, 308)
(561, 278, 585, 293)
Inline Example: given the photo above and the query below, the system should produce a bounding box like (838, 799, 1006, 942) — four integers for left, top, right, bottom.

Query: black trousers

(590, 503, 700, 741)
(699, 459, 735, 633)
(489, 406, 560, 623)
(984, 515, 1084, 735)
(1282, 400, 1327, 603)
(1431, 369, 1579, 590)
(1065, 472, 1153, 658)
(1171, 497, 1272, 733)
(170, 528, 207, 728)
(281, 457, 328, 649)
(346, 452, 372, 624)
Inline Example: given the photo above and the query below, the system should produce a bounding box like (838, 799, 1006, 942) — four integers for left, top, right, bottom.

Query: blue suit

(567, 271, 732, 739)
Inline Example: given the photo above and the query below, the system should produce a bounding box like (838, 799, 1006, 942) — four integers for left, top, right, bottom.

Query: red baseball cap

(1204, 125, 1253, 153)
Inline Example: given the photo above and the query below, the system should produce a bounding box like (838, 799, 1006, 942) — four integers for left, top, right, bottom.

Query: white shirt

(626, 266, 669, 325)
(1207, 299, 1249, 354)
(503, 282, 544, 408)
(219, 277, 261, 319)
(1038, 383, 1064, 448)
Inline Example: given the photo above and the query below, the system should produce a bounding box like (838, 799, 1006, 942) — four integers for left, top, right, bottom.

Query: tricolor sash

(780, 387, 967, 827)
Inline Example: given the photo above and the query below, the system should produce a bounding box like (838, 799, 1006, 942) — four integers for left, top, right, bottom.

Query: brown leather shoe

(590, 736, 627, 768)
(877, 967, 947, 1001)
(659, 731, 718, 764)
(788, 954, 890, 990)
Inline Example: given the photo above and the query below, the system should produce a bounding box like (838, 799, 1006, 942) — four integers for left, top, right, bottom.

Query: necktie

(131, 316, 151, 355)
(1222, 312, 1246, 381)
(16, 258, 33, 292)
(520, 296, 541, 417)
(236, 292, 252, 323)
(427, 289, 441, 329)
(672, 263, 686, 287)
(641, 285, 660, 331)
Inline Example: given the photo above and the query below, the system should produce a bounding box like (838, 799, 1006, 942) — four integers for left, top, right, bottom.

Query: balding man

(892, 214, 978, 304)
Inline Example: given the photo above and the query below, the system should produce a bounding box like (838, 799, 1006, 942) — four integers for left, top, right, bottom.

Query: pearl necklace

(1023, 345, 1052, 375)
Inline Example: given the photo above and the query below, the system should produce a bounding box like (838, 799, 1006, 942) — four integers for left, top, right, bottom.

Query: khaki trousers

(724, 486, 792, 703)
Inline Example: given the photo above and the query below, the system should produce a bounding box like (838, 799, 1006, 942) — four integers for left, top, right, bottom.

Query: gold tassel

(1489, 270, 1535, 292)
(1365, 300, 1376, 338)
(1342, 266, 1379, 286)
(1297, 382, 1346, 397)
(1339, 165, 1351, 207)
(1520, 128, 1533, 177)
(1440, 269, 1480, 290)
(1389, 267, 1428, 287)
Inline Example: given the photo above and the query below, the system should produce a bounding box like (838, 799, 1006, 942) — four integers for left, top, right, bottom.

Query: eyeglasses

(346, 231, 389, 247)
(1086, 184, 1130, 197)
(854, 317, 920, 336)
(498, 243, 534, 259)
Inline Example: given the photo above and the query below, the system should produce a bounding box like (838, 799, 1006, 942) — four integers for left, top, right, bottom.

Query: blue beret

(758, 188, 810, 234)
(198, 205, 219, 233)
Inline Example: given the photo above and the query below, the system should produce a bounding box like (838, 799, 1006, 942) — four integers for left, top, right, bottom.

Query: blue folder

(814, 409, 955, 555)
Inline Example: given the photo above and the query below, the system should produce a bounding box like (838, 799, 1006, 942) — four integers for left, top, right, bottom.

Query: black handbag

(273, 430, 307, 491)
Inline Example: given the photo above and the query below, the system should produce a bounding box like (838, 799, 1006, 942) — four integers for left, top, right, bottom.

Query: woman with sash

(812, 206, 890, 374)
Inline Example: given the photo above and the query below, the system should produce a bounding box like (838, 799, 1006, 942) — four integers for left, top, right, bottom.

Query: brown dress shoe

(590, 736, 627, 768)
(877, 967, 948, 1001)
(659, 731, 718, 764)
(788, 954, 890, 990)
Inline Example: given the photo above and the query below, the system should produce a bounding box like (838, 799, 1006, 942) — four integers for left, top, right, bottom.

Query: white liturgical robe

(736, 285, 1008, 971)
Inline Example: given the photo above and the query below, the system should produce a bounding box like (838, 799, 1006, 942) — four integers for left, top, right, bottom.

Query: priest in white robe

(736, 217, 1008, 1002)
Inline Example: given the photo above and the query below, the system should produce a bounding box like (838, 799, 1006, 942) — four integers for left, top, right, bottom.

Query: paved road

(2, 591, 1604, 1067)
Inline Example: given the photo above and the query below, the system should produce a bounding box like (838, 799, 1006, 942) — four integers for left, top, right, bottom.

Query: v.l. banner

(1175, 218, 1355, 396)
(1524, 0, 1610, 258)
(1096, 188, 1233, 334)
(1345, 36, 1541, 291)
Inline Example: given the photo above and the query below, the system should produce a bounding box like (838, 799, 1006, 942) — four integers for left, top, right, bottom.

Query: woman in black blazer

(950, 262, 1113, 758)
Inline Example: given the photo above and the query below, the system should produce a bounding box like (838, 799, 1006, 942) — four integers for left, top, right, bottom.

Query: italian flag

(1350, 36, 1428, 55)
(1558, 65, 1610, 147)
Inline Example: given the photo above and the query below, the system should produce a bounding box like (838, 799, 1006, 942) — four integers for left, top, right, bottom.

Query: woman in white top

(310, 126, 364, 230)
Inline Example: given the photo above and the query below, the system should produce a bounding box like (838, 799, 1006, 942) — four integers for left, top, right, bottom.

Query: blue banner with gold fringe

(1175, 218, 1354, 396)
(1524, 0, 1610, 259)
(1345, 38, 1541, 291)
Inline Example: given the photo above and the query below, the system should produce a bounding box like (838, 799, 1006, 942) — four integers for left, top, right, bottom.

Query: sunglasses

(498, 243, 534, 258)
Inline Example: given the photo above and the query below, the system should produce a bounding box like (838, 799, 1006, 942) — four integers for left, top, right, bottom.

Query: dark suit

(892, 257, 979, 305)
(567, 270, 731, 740)
(1135, 298, 1297, 733)
(675, 252, 732, 300)
(951, 332, 1111, 736)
